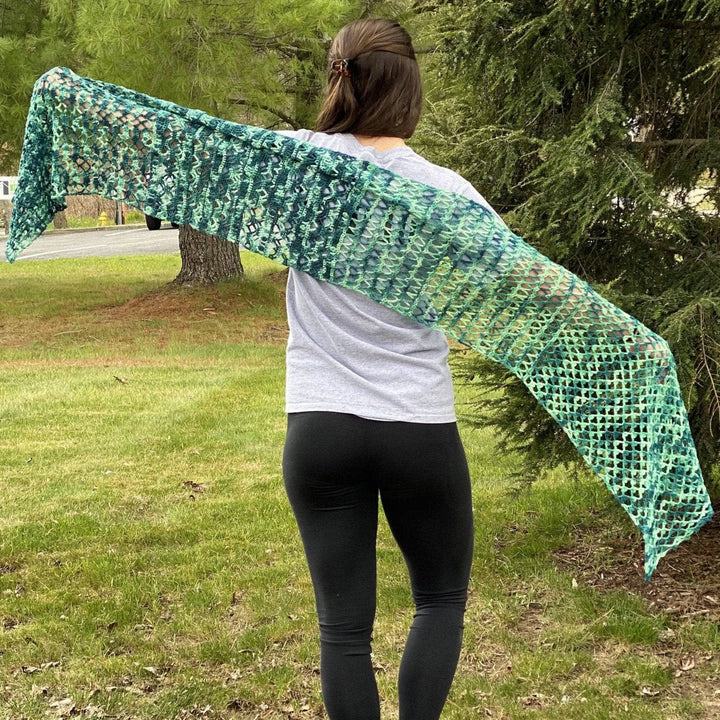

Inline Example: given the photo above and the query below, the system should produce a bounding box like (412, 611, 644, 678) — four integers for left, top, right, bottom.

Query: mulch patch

(554, 512, 720, 620)
(96, 272, 290, 344)
(102, 268, 287, 315)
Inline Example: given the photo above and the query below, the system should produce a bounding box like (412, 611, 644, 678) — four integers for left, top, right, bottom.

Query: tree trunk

(173, 225, 244, 285)
(0, 201, 11, 235)
(53, 210, 68, 229)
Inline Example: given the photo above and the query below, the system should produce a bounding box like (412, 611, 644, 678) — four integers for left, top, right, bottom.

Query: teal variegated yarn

(7, 67, 714, 580)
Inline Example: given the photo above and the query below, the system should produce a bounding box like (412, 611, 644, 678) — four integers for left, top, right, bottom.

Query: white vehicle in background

(0, 177, 18, 234)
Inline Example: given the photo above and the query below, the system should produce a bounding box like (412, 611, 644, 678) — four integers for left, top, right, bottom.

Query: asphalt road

(0, 223, 179, 262)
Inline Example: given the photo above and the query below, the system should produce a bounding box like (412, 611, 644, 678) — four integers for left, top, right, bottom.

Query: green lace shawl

(6, 67, 714, 580)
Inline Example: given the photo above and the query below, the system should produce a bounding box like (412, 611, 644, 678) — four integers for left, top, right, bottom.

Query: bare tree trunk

(53, 210, 68, 229)
(173, 225, 244, 285)
(0, 201, 11, 235)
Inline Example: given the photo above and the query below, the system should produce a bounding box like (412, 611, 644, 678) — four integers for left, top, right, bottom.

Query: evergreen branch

(414, 45, 444, 55)
(643, 239, 714, 259)
(630, 138, 710, 148)
(178, 23, 307, 53)
(648, 20, 720, 32)
(207, 32, 309, 54)
(230, 98, 298, 129)
(697, 304, 720, 438)
(411, 0, 442, 13)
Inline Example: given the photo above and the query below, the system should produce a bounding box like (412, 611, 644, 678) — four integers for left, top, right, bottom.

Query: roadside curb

(46, 223, 148, 235)
(0, 223, 150, 239)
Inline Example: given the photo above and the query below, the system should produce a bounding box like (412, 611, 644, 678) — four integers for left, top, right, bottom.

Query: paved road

(0, 223, 179, 262)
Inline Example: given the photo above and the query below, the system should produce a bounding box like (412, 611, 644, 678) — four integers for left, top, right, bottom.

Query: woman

(281, 18, 495, 720)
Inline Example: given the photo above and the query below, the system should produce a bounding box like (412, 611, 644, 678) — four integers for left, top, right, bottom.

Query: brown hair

(315, 19, 422, 139)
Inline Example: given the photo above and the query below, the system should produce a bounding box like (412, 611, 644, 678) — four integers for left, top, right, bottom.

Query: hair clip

(330, 58, 351, 77)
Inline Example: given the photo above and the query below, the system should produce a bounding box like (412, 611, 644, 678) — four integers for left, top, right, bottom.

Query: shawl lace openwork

(7, 68, 714, 580)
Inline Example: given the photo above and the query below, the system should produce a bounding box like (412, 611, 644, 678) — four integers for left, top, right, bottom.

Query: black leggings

(282, 412, 474, 720)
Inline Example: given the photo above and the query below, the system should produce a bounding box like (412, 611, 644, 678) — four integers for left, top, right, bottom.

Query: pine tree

(43, 0, 364, 283)
(417, 0, 720, 490)
(0, 1, 75, 171)
(6, 0, 399, 281)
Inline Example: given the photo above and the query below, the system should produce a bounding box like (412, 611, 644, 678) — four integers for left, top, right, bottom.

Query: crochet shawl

(7, 67, 714, 580)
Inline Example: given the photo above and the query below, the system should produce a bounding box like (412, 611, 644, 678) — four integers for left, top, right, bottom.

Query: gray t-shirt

(279, 130, 495, 423)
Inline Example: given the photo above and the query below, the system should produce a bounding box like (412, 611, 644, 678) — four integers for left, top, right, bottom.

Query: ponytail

(315, 19, 422, 139)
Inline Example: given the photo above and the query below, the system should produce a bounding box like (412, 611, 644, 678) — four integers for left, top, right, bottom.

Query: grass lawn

(1, 253, 718, 720)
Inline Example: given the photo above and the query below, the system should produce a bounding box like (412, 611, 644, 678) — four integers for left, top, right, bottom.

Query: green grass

(43, 210, 147, 231)
(1, 253, 718, 719)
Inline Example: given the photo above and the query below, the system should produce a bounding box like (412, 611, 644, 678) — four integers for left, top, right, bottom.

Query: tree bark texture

(0, 200, 11, 235)
(174, 225, 244, 285)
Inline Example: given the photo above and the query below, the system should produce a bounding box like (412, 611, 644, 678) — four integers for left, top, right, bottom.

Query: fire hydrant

(99, 211, 107, 226)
